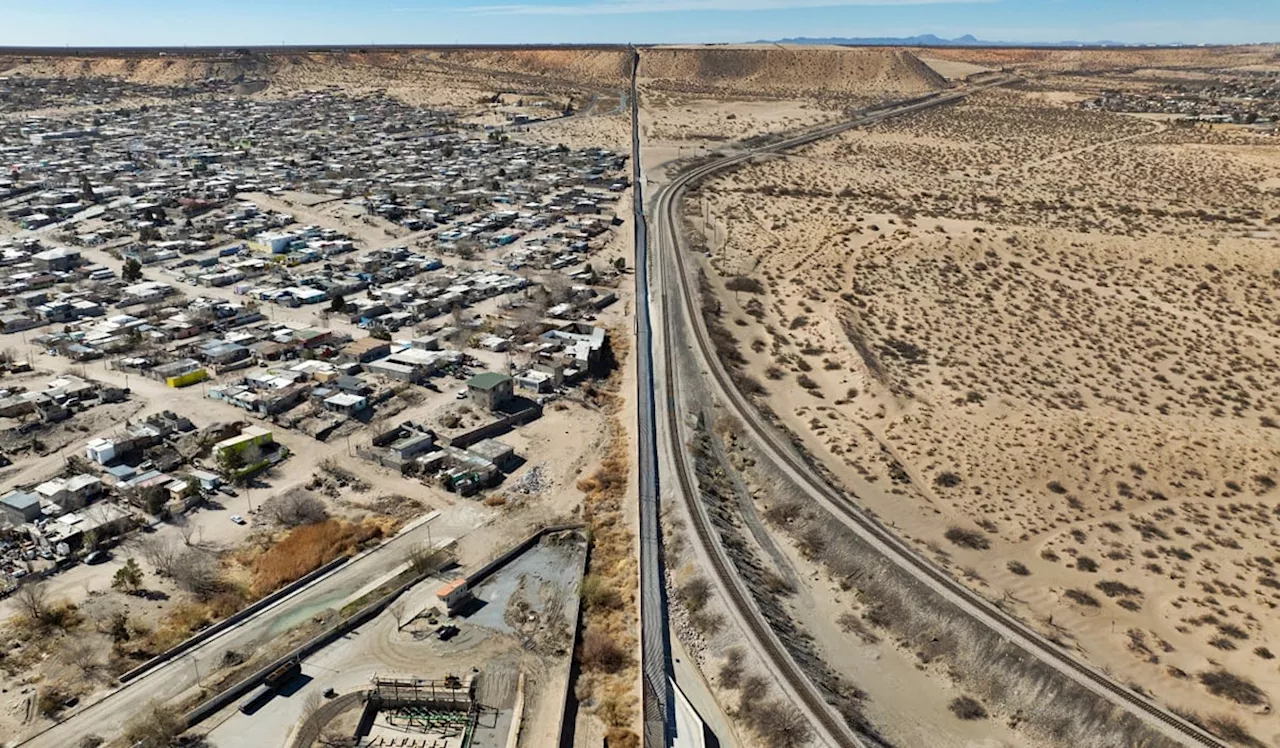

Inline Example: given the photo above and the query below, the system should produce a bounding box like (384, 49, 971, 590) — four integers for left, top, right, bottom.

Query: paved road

(13, 506, 490, 748)
(647, 77, 1224, 748)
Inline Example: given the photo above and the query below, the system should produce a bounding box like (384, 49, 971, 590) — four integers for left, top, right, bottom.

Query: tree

(389, 600, 407, 629)
(122, 258, 143, 281)
(406, 544, 451, 576)
(613, 256, 626, 272)
(140, 484, 168, 516)
(134, 536, 181, 577)
(108, 611, 131, 645)
(61, 638, 100, 676)
(170, 549, 221, 598)
(15, 582, 50, 623)
(261, 491, 329, 528)
(216, 447, 245, 481)
(329, 293, 346, 313)
(112, 558, 145, 594)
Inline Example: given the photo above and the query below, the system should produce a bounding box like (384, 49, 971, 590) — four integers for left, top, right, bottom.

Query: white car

(230, 515, 246, 525)
(455, 389, 468, 399)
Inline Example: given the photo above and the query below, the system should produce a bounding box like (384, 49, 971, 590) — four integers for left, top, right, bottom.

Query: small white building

(85, 437, 119, 465)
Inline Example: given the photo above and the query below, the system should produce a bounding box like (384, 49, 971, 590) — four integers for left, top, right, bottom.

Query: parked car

(230, 515, 246, 525)
(84, 551, 107, 565)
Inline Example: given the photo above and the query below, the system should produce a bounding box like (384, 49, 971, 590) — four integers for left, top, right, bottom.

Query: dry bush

(252, 519, 381, 595)
(1204, 714, 1265, 747)
(719, 647, 745, 688)
(1006, 560, 1031, 576)
(580, 630, 627, 674)
(36, 680, 78, 717)
(259, 490, 329, 528)
(121, 702, 185, 748)
(603, 728, 639, 748)
(678, 576, 712, 613)
(171, 549, 222, 598)
(580, 573, 624, 613)
(725, 276, 765, 294)
(749, 700, 812, 748)
(1198, 669, 1267, 706)
(944, 526, 990, 550)
(949, 695, 988, 720)
(1064, 588, 1100, 607)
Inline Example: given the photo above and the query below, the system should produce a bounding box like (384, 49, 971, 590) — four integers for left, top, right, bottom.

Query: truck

(264, 659, 301, 690)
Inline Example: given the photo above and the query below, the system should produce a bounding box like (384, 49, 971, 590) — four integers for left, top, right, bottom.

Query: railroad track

(646, 76, 1226, 748)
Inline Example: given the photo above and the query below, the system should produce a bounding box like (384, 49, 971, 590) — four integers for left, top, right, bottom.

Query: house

(214, 425, 273, 460)
(1, 491, 42, 526)
(342, 337, 391, 364)
(516, 369, 554, 394)
(323, 392, 368, 415)
(85, 437, 124, 464)
(64, 474, 103, 508)
(466, 372, 513, 412)
(469, 439, 517, 472)
(34, 479, 70, 506)
(188, 469, 222, 492)
(436, 579, 472, 613)
(31, 247, 81, 272)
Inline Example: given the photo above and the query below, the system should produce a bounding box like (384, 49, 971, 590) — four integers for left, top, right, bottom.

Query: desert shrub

(1205, 714, 1264, 746)
(1064, 589, 1100, 607)
(1209, 637, 1236, 651)
(719, 648, 744, 689)
(689, 608, 723, 636)
(678, 576, 712, 613)
(252, 519, 381, 595)
(796, 374, 819, 390)
(1253, 646, 1274, 659)
(1047, 481, 1067, 494)
(1095, 580, 1141, 598)
(749, 700, 812, 748)
(949, 695, 987, 720)
(36, 681, 75, 716)
(580, 574, 624, 612)
(934, 471, 962, 488)
(764, 501, 803, 525)
(77, 737, 104, 748)
(1198, 669, 1266, 706)
(1006, 560, 1031, 576)
(581, 630, 627, 674)
(725, 276, 765, 294)
(1075, 556, 1098, 573)
(944, 527, 990, 550)
(121, 703, 184, 748)
(838, 611, 880, 644)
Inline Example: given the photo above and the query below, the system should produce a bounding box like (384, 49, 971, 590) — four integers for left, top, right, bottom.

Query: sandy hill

(915, 44, 1280, 73)
(639, 45, 948, 98)
(0, 48, 633, 96)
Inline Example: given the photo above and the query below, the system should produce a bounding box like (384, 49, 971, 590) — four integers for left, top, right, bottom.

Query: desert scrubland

(689, 51, 1280, 744)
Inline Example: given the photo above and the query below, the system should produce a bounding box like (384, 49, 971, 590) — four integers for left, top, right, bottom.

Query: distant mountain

(758, 35, 1144, 48)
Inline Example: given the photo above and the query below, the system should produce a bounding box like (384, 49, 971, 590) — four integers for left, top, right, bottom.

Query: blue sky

(2, 0, 1278, 46)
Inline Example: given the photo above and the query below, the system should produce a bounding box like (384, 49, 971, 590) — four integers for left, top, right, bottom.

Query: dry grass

(573, 330, 638, 742)
(250, 519, 382, 595)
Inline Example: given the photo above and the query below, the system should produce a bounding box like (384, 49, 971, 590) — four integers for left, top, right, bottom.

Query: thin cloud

(424, 0, 990, 16)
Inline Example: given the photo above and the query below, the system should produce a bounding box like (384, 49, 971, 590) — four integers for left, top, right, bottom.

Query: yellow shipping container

(166, 369, 208, 388)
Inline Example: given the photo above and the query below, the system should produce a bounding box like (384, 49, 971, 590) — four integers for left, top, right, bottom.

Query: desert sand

(690, 63, 1280, 744)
